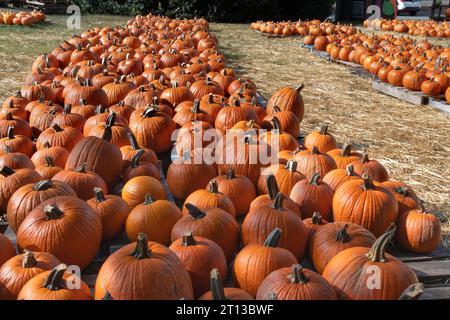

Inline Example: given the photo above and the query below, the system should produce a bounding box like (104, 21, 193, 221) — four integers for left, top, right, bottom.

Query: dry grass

(210, 23, 450, 240)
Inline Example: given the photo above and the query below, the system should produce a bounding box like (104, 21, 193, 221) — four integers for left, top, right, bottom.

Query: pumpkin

(322, 227, 419, 300)
(17, 264, 92, 300)
(243, 192, 308, 260)
(64, 79, 108, 107)
(310, 222, 376, 274)
(0, 251, 61, 300)
(323, 163, 361, 192)
(214, 169, 256, 217)
(396, 202, 441, 253)
(173, 99, 213, 127)
(199, 268, 253, 300)
(0, 233, 16, 267)
(123, 85, 158, 109)
(7, 179, 76, 234)
(29, 106, 58, 137)
(160, 82, 195, 108)
(171, 204, 239, 262)
(233, 228, 298, 297)
(120, 132, 158, 170)
(20, 82, 54, 102)
(257, 160, 305, 195)
(303, 212, 329, 243)
(126, 194, 181, 245)
(263, 106, 299, 138)
(293, 146, 337, 179)
(36, 124, 83, 152)
(214, 100, 258, 134)
(17, 196, 102, 269)
(182, 179, 236, 217)
(333, 173, 398, 237)
(266, 85, 305, 121)
(189, 78, 224, 98)
(88, 112, 132, 148)
(0, 147, 35, 170)
(327, 144, 362, 169)
(65, 125, 123, 191)
(167, 152, 217, 201)
(0, 112, 32, 138)
(0, 127, 34, 157)
(50, 104, 86, 132)
(129, 106, 177, 153)
(256, 264, 337, 300)
(170, 232, 228, 299)
(103, 76, 136, 106)
(123, 149, 161, 183)
(402, 69, 426, 91)
(83, 107, 128, 136)
(290, 172, 334, 220)
(304, 125, 337, 153)
(1, 100, 28, 121)
(108, 100, 135, 121)
(87, 187, 130, 241)
(0, 167, 41, 212)
(381, 180, 419, 214)
(95, 233, 193, 300)
(31, 142, 69, 168)
(122, 176, 167, 209)
(350, 153, 389, 182)
(259, 117, 300, 151)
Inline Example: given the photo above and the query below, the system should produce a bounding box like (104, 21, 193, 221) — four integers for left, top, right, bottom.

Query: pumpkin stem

(191, 99, 200, 113)
(127, 132, 140, 150)
(2, 146, 12, 154)
(182, 232, 197, 246)
(94, 187, 106, 202)
(346, 164, 356, 176)
(185, 203, 206, 219)
(5, 112, 13, 121)
(341, 144, 352, 156)
(102, 125, 113, 142)
(206, 179, 219, 193)
(43, 264, 67, 291)
(290, 264, 309, 284)
(309, 173, 321, 186)
(210, 268, 227, 300)
(22, 250, 38, 268)
(311, 146, 320, 154)
(142, 106, 158, 118)
(295, 84, 305, 92)
(225, 169, 236, 179)
(44, 205, 64, 220)
(207, 93, 214, 104)
(75, 163, 87, 173)
(131, 149, 145, 168)
(271, 116, 282, 132)
(267, 292, 278, 300)
(362, 173, 375, 190)
(0, 166, 15, 177)
(271, 192, 285, 211)
(272, 105, 281, 113)
(6, 126, 15, 139)
(361, 153, 369, 163)
(285, 160, 298, 172)
(105, 112, 116, 128)
(95, 105, 105, 115)
(62, 104, 72, 114)
(320, 125, 329, 135)
(130, 233, 151, 260)
(366, 224, 396, 263)
(52, 124, 63, 132)
(102, 292, 113, 300)
(263, 228, 282, 248)
(266, 174, 279, 200)
(335, 224, 352, 243)
(417, 200, 426, 213)
(143, 194, 154, 205)
(44, 156, 56, 167)
(33, 180, 54, 191)
(311, 212, 323, 225)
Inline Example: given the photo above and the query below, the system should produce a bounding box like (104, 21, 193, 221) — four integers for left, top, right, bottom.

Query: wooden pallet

(254, 30, 297, 38)
(372, 80, 428, 106)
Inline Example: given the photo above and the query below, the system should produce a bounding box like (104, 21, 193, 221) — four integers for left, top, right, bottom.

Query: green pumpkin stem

(362, 173, 375, 190)
(336, 224, 351, 243)
(142, 106, 158, 118)
(102, 125, 113, 142)
(127, 132, 140, 150)
(22, 251, 37, 268)
(33, 180, 54, 191)
(366, 224, 396, 263)
(309, 173, 321, 186)
(266, 174, 279, 200)
(0, 166, 15, 177)
(63, 104, 72, 114)
(271, 192, 285, 211)
(131, 149, 145, 168)
(346, 164, 356, 176)
(43, 264, 67, 290)
(285, 160, 298, 172)
(102, 292, 113, 300)
(341, 144, 352, 156)
(105, 112, 116, 128)
(207, 179, 219, 193)
(226, 169, 236, 179)
(94, 187, 106, 202)
(143, 194, 154, 205)
(185, 203, 206, 219)
(130, 233, 151, 260)
(210, 268, 227, 300)
(6, 126, 15, 139)
(263, 228, 282, 247)
(182, 232, 197, 246)
(291, 264, 309, 284)
(311, 212, 323, 225)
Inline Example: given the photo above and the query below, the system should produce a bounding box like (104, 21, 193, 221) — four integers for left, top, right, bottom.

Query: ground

(0, 15, 449, 239)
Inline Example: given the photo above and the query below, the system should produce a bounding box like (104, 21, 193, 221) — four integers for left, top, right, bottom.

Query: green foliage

(69, 0, 334, 22)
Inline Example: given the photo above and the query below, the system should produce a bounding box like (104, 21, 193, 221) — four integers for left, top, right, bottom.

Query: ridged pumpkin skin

(0, 251, 61, 300)
(333, 174, 398, 237)
(170, 233, 228, 299)
(18, 264, 92, 300)
(266, 85, 305, 122)
(322, 164, 361, 192)
(121, 176, 167, 209)
(304, 125, 337, 153)
(171, 205, 239, 263)
(87, 188, 130, 241)
(257, 160, 306, 196)
(31, 145, 69, 168)
(303, 212, 329, 244)
(310, 222, 376, 274)
(323, 228, 419, 300)
(327, 144, 362, 169)
(233, 229, 298, 297)
(242, 193, 308, 260)
(256, 265, 337, 300)
(7, 180, 76, 233)
(35, 125, 83, 152)
(0, 167, 41, 212)
(290, 173, 334, 220)
(181, 179, 236, 217)
(95, 234, 194, 300)
(0, 234, 16, 267)
(293, 146, 337, 180)
(16, 196, 102, 270)
(381, 180, 419, 214)
(350, 153, 389, 182)
(126, 195, 182, 245)
(396, 204, 441, 253)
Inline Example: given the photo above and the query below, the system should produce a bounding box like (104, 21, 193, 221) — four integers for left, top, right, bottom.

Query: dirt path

(211, 23, 450, 236)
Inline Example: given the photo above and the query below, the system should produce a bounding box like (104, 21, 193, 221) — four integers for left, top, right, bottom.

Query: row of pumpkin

(0, 10, 45, 26)
(364, 18, 450, 38)
(0, 13, 442, 300)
